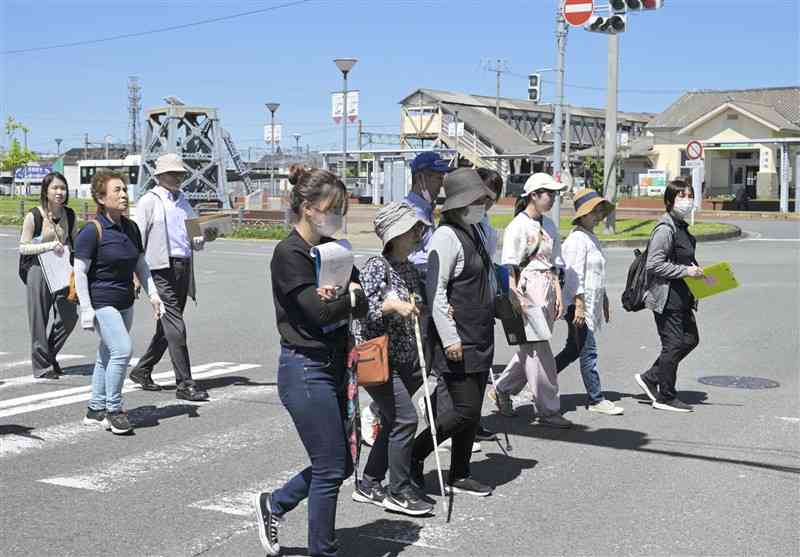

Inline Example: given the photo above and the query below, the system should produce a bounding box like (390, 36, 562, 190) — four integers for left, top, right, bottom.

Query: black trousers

(362, 366, 421, 495)
(412, 371, 488, 481)
(641, 308, 699, 402)
(132, 258, 194, 388)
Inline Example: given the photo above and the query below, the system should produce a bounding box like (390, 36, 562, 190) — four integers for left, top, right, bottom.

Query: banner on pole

(264, 124, 282, 144)
(332, 91, 360, 123)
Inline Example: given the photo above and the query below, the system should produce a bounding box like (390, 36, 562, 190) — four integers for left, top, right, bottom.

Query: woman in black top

(255, 166, 367, 557)
(635, 178, 704, 413)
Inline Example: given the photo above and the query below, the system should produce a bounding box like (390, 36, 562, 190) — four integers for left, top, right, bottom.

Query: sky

(1, 0, 798, 158)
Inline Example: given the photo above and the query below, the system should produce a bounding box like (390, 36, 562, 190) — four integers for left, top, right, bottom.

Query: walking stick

(412, 311, 448, 518)
(488, 368, 512, 453)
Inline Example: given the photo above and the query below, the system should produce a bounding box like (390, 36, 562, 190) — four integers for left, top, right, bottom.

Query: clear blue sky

(1, 0, 797, 156)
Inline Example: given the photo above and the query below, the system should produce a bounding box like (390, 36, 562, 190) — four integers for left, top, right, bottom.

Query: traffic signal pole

(603, 33, 619, 234)
(551, 10, 568, 224)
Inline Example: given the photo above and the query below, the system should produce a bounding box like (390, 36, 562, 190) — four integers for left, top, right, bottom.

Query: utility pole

(334, 58, 357, 184)
(484, 59, 509, 118)
(454, 110, 460, 164)
(551, 11, 568, 224)
(603, 34, 620, 233)
(265, 103, 280, 196)
(293, 133, 301, 155)
(564, 105, 572, 186)
(84, 133, 89, 160)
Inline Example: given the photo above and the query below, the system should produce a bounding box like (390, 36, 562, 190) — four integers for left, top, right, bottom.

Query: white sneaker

(536, 414, 573, 429)
(437, 437, 481, 453)
(588, 400, 624, 415)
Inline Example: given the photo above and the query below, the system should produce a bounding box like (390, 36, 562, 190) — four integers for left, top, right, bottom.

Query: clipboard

(683, 262, 739, 300)
(38, 246, 73, 293)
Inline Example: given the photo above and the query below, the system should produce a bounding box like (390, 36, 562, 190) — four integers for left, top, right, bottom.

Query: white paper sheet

(38, 246, 73, 294)
(310, 240, 354, 295)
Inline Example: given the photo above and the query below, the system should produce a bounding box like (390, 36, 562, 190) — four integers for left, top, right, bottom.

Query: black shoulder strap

(65, 207, 76, 247)
(31, 207, 43, 238)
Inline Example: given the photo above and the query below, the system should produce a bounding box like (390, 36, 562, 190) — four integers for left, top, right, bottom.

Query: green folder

(683, 262, 739, 300)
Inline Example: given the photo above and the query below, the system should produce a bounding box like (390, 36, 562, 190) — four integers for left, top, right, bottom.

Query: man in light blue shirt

(404, 152, 452, 277)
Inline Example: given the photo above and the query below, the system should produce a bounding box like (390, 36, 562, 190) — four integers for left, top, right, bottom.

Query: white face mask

(462, 205, 486, 225)
(672, 197, 693, 220)
(311, 211, 343, 236)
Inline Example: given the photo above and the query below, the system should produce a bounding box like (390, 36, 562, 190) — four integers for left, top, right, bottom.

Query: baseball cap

(410, 151, 452, 174)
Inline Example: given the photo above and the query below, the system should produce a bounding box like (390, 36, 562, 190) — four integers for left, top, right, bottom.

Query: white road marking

(0, 384, 275, 460)
(0, 362, 228, 411)
(0, 352, 9, 356)
(0, 362, 259, 419)
(740, 238, 800, 242)
(38, 411, 286, 492)
(776, 416, 800, 423)
(0, 353, 84, 371)
(0, 357, 140, 390)
(189, 471, 298, 516)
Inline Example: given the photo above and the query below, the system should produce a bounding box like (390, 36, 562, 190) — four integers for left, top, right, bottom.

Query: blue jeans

(270, 347, 352, 557)
(555, 305, 604, 405)
(89, 306, 134, 413)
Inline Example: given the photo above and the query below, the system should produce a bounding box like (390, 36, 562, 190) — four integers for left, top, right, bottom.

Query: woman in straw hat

(350, 201, 434, 516)
(491, 173, 572, 428)
(555, 188, 624, 415)
(410, 168, 496, 497)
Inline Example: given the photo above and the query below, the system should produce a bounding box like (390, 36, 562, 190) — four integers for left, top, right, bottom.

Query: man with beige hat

(129, 153, 209, 401)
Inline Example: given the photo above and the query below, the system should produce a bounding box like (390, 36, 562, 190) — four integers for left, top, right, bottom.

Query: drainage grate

(698, 376, 780, 389)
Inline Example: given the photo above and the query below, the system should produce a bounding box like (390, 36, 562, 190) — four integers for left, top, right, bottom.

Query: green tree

(583, 156, 605, 195)
(2, 117, 38, 195)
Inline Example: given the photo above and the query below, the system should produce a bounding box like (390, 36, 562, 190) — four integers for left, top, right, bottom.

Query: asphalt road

(0, 219, 798, 557)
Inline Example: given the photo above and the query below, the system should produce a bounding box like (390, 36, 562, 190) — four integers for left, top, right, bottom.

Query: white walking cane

(412, 311, 448, 517)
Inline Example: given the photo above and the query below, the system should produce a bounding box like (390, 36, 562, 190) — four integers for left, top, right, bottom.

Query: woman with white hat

(555, 188, 624, 415)
(351, 201, 434, 516)
(410, 168, 496, 497)
(492, 173, 572, 428)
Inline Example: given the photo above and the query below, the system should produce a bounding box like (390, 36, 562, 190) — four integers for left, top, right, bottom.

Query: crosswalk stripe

(0, 383, 275, 460)
(0, 363, 258, 419)
(0, 358, 140, 390)
(0, 354, 84, 371)
(0, 362, 230, 411)
(38, 410, 287, 492)
(189, 472, 300, 517)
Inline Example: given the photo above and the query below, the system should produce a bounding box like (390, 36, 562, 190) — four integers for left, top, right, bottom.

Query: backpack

(18, 207, 75, 284)
(621, 222, 669, 312)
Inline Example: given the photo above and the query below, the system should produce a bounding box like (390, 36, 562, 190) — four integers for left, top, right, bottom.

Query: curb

(599, 225, 742, 249)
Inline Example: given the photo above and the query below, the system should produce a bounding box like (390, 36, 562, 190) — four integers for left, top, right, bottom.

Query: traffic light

(528, 73, 541, 103)
(641, 0, 664, 9)
(585, 14, 626, 34)
(611, 0, 664, 11)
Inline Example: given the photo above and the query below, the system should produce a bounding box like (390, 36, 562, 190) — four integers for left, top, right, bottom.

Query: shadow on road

(281, 518, 425, 557)
(0, 424, 42, 439)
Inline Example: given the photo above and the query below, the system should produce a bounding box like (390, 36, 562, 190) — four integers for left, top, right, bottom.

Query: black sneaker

(103, 411, 133, 435)
(176, 385, 209, 401)
(253, 491, 282, 556)
(475, 424, 498, 442)
(447, 477, 493, 497)
(352, 480, 386, 507)
(410, 459, 425, 491)
(413, 486, 436, 506)
(83, 408, 106, 426)
(40, 369, 60, 380)
(129, 369, 162, 391)
(53, 361, 64, 376)
(634, 373, 659, 403)
(653, 399, 693, 413)
(383, 490, 434, 516)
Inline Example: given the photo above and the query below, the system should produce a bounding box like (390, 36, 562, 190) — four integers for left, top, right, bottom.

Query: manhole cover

(697, 376, 780, 389)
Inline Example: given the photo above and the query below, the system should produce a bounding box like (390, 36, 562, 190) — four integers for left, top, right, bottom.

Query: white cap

(522, 172, 565, 196)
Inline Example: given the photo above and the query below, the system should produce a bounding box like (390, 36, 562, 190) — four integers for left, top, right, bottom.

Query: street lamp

(334, 58, 357, 184)
(293, 133, 302, 155)
(54, 138, 63, 155)
(265, 102, 280, 195)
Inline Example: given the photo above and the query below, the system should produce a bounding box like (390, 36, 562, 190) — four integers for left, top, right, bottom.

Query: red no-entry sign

(563, 0, 594, 26)
(687, 140, 703, 160)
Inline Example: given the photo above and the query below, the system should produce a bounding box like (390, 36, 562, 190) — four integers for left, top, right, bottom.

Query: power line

(507, 70, 684, 95)
(1, 0, 314, 55)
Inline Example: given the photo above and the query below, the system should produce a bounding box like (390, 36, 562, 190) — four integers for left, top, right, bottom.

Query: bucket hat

(440, 168, 494, 212)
